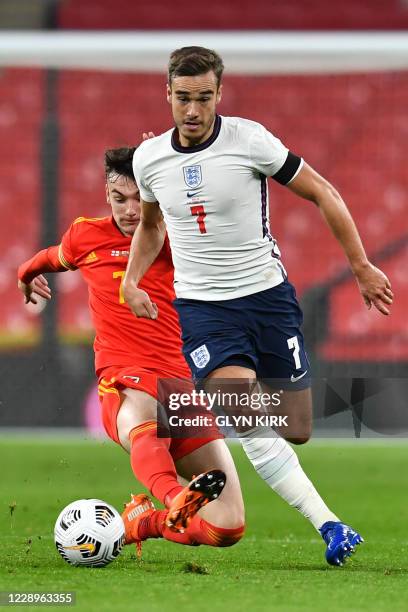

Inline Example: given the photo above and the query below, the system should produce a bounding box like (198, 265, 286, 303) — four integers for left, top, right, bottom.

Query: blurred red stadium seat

(319, 243, 408, 360)
(58, 0, 408, 30)
(0, 69, 43, 342)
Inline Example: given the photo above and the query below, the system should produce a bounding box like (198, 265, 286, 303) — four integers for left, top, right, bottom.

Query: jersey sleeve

(132, 146, 157, 203)
(18, 246, 66, 284)
(249, 123, 303, 184)
(58, 221, 82, 270)
(18, 220, 82, 283)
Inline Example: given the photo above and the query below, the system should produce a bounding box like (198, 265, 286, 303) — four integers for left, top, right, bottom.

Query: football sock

(129, 421, 183, 507)
(185, 515, 245, 547)
(137, 511, 244, 547)
(239, 427, 339, 530)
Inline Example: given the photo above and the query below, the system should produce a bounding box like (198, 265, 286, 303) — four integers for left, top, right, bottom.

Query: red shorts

(98, 365, 223, 462)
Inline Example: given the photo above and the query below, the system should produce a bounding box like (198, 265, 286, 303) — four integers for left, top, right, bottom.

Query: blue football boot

(319, 521, 364, 566)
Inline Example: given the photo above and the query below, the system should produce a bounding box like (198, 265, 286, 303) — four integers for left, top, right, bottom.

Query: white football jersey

(133, 115, 303, 300)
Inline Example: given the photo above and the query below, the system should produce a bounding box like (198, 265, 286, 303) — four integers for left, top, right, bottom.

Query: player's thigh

(206, 365, 267, 434)
(206, 364, 256, 380)
(117, 388, 158, 452)
(254, 285, 311, 441)
(206, 364, 257, 401)
(175, 439, 245, 528)
(174, 297, 257, 380)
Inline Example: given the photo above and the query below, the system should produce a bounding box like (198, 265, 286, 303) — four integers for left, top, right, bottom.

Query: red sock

(138, 511, 245, 548)
(129, 421, 183, 506)
(138, 510, 197, 545)
(185, 516, 245, 547)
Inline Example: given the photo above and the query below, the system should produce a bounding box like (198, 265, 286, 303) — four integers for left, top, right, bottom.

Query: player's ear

(105, 183, 110, 205)
(166, 83, 172, 104)
(216, 84, 223, 104)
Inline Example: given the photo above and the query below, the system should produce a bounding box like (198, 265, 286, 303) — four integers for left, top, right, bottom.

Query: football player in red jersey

(18, 146, 245, 553)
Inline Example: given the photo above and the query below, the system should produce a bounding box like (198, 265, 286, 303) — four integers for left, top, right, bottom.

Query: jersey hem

(174, 274, 285, 301)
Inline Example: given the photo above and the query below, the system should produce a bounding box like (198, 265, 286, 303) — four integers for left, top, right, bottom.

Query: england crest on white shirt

(183, 165, 202, 188)
(190, 344, 210, 369)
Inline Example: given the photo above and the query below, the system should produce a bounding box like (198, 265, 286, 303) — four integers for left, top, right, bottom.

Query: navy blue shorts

(173, 279, 311, 389)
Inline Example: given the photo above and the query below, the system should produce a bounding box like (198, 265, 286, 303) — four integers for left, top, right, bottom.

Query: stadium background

(0, 0, 407, 437)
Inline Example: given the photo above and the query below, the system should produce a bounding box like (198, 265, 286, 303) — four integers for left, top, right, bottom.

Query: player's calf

(264, 386, 313, 444)
(166, 469, 226, 532)
(175, 438, 245, 530)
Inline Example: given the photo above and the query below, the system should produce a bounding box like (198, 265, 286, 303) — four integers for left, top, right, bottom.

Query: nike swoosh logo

(290, 370, 308, 383)
(187, 191, 200, 198)
(122, 375, 140, 383)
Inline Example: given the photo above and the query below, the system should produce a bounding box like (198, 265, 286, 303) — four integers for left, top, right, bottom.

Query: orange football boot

(166, 469, 226, 532)
(122, 493, 156, 557)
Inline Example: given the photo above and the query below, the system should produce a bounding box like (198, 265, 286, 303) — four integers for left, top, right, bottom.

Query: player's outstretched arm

(123, 199, 166, 320)
(287, 163, 393, 315)
(17, 245, 67, 304)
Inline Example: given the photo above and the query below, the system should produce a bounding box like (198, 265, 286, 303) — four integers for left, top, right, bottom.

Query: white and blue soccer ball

(54, 499, 125, 567)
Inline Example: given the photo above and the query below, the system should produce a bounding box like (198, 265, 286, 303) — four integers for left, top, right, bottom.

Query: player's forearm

(288, 164, 370, 274)
(315, 187, 369, 274)
(18, 246, 66, 284)
(124, 219, 166, 287)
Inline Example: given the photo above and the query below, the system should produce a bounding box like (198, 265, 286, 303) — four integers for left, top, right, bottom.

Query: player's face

(167, 71, 222, 146)
(106, 174, 140, 237)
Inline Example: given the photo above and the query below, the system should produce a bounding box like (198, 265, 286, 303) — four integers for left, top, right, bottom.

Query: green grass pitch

(0, 437, 407, 611)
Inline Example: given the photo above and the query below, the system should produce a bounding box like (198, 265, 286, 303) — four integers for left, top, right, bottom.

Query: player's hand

(123, 281, 158, 319)
(353, 262, 393, 315)
(18, 275, 52, 305)
(142, 132, 155, 141)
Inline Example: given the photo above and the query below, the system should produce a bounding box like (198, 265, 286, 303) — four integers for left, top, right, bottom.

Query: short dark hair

(168, 46, 224, 88)
(104, 146, 136, 182)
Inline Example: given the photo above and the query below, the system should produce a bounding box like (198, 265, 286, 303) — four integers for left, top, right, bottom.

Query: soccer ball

(54, 499, 125, 567)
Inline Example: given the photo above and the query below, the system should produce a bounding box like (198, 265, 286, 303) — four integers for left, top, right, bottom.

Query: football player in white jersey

(123, 46, 393, 564)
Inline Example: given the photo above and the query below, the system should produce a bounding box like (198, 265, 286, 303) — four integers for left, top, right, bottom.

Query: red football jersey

(59, 215, 190, 377)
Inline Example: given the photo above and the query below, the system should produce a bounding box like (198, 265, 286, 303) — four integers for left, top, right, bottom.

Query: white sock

(239, 427, 339, 530)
